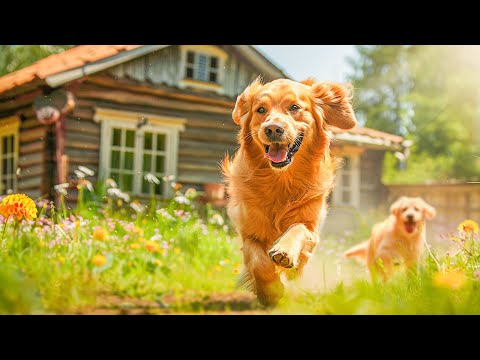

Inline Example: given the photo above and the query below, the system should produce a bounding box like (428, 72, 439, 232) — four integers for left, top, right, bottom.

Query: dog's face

(232, 78, 357, 170)
(390, 196, 436, 235)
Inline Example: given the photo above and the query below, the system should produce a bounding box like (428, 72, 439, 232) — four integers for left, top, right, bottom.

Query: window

(185, 50, 219, 83)
(95, 108, 185, 197)
(0, 116, 19, 195)
(332, 154, 360, 207)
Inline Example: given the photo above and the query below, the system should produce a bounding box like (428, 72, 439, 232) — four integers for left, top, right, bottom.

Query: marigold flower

(458, 219, 479, 234)
(433, 270, 466, 290)
(93, 228, 107, 241)
(92, 254, 107, 267)
(130, 243, 141, 249)
(0, 193, 38, 221)
(145, 240, 160, 252)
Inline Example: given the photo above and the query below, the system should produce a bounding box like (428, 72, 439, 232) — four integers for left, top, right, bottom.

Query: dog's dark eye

(290, 104, 301, 112)
(402, 207, 408, 212)
(257, 107, 266, 114)
(414, 207, 419, 211)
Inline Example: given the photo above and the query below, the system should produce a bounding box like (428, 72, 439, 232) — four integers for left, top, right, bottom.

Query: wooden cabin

(0, 45, 404, 230)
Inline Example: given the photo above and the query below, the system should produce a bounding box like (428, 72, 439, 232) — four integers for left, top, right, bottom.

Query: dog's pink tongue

(405, 222, 416, 233)
(265, 143, 288, 163)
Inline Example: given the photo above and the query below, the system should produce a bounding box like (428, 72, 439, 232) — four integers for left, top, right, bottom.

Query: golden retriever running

(222, 77, 357, 306)
(344, 196, 436, 282)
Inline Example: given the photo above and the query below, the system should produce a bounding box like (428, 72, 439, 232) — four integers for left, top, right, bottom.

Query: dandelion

(78, 165, 95, 177)
(130, 243, 141, 249)
(0, 193, 38, 221)
(144, 173, 160, 184)
(458, 219, 479, 234)
(145, 240, 160, 252)
(93, 228, 107, 241)
(433, 270, 467, 290)
(92, 254, 107, 267)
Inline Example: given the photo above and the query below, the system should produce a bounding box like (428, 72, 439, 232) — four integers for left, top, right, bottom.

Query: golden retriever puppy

(222, 77, 357, 306)
(344, 196, 436, 282)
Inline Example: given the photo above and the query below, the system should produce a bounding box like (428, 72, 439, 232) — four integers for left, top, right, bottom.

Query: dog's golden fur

(344, 196, 436, 282)
(222, 77, 357, 306)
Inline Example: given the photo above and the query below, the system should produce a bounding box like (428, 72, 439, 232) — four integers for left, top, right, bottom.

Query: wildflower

(53, 183, 69, 196)
(74, 170, 86, 179)
(93, 228, 107, 241)
(209, 213, 224, 226)
(433, 270, 467, 290)
(174, 195, 190, 205)
(128, 261, 133, 267)
(78, 165, 95, 176)
(92, 255, 107, 267)
(219, 259, 230, 266)
(133, 226, 144, 235)
(130, 200, 145, 213)
(173, 247, 181, 254)
(77, 179, 94, 192)
(107, 188, 130, 202)
(105, 178, 118, 188)
(162, 175, 175, 182)
(145, 240, 160, 252)
(39, 240, 45, 247)
(233, 263, 242, 274)
(130, 243, 141, 249)
(144, 173, 160, 185)
(0, 193, 38, 221)
(58, 256, 65, 264)
(150, 234, 162, 241)
(171, 182, 183, 191)
(458, 220, 479, 234)
(155, 259, 163, 266)
(214, 265, 222, 272)
(184, 188, 198, 199)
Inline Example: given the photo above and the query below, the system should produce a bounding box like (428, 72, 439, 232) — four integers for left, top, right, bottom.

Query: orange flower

(433, 270, 466, 290)
(0, 193, 38, 221)
(145, 240, 160, 252)
(92, 254, 107, 267)
(458, 220, 479, 234)
(93, 228, 107, 241)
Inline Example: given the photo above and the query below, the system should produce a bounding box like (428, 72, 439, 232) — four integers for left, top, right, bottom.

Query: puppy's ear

(232, 76, 263, 125)
(420, 199, 436, 220)
(390, 197, 406, 217)
(308, 81, 357, 130)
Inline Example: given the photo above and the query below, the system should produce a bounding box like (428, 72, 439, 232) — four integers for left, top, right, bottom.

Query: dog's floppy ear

(419, 198, 436, 220)
(306, 80, 357, 130)
(232, 76, 263, 125)
(390, 197, 407, 217)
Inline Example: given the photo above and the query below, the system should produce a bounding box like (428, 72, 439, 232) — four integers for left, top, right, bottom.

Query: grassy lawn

(1, 181, 479, 314)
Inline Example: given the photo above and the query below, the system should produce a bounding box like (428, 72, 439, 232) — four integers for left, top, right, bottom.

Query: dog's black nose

(407, 214, 414, 222)
(264, 124, 284, 140)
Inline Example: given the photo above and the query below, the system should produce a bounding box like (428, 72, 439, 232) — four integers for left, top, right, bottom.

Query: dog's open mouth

(404, 220, 417, 234)
(263, 133, 304, 168)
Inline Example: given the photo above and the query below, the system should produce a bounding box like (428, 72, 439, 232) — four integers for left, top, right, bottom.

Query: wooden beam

(86, 75, 235, 108)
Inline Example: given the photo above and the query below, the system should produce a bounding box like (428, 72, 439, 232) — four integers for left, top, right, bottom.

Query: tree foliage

(348, 45, 480, 183)
(0, 45, 72, 76)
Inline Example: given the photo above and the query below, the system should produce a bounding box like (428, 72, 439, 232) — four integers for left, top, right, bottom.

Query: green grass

(1, 184, 479, 314)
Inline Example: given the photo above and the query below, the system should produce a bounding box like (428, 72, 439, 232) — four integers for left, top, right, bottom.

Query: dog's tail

(343, 241, 368, 261)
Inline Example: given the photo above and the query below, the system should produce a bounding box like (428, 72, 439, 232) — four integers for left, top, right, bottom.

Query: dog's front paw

(269, 249, 294, 268)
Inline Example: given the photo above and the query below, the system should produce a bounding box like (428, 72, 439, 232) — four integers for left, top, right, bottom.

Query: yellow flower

(145, 240, 160, 252)
(214, 265, 222, 272)
(133, 226, 144, 235)
(0, 193, 38, 221)
(233, 263, 242, 274)
(75, 220, 80, 228)
(142, 219, 148, 225)
(458, 219, 479, 234)
(92, 254, 107, 267)
(433, 270, 467, 290)
(58, 256, 65, 264)
(93, 228, 107, 241)
(39, 240, 45, 247)
(128, 261, 133, 267)
(130, 243, 141, 249)
(173, 247, 181, 254)
(155, 259, 163, 266)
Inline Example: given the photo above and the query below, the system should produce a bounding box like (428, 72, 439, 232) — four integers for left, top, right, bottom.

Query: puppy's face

(390, 197, 436, 236)
(232, 78, 357, 170)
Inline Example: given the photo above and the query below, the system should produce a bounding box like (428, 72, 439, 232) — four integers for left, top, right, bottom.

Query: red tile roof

(333, 126, 404, 144)
(0, 45, 141, 94)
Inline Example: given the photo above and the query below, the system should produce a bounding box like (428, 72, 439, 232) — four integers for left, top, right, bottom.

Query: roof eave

(332, 132, 404, 151)
(45, 45, 169, 88)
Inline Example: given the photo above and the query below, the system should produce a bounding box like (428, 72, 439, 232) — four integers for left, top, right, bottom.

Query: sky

(255, 45, 358, 82)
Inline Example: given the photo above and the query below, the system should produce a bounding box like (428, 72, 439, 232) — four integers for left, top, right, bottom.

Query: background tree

(0, 45, 72, 76)
(347, 45, 480, 183)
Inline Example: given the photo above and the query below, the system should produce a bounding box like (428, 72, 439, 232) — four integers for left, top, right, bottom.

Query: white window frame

(333, 153, 360, 208)
(0, 116, 19, 195)
(94, 108, 185, 198)
(179, 45, 228, 95)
